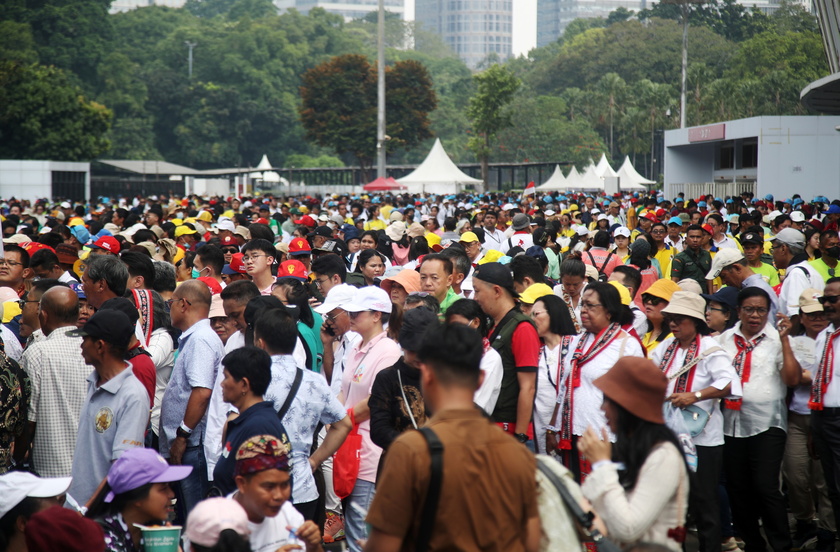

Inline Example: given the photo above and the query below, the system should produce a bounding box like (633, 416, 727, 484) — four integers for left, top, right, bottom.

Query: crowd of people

(1, 188, 840, 551)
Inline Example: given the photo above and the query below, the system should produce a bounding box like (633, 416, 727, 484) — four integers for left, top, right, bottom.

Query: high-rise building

(275, 0, 405, 20)
(415, 0, 513, 69)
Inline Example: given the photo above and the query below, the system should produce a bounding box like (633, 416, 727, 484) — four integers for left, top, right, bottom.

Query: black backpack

(586, 251, 614, 282)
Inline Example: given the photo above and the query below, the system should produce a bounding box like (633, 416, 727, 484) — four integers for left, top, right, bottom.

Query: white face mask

(176, 212, 185, 219)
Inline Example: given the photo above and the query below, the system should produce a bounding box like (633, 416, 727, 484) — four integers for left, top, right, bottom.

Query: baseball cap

(667, 216, 683, 226)
(66, 309, 135, 348)
(771, 227, 806, 248)
(379, 268, 421, 297)
(701, 286, 739, 311)
(312, 226, 332, 238)
(0, 472, 72, 518)
(739, 231, 763, 246)
(519, 283, 554, 305)
(216, 220, 235, 233)
(222, 253, 247, 275)
(278, 260, 307, 282)
(314, 283, 358, 315)
(104, 448, 192, 502)
(705, 248, 745, 279)
(174, 226, 197, 238)
(288, 237, 312, 256)
(613, 226, 630, 238)
(69, 282, 86, 300)
(70, 224, 90, 244)
(459, 231, 479, 244)
(209, 294, 226, 318)
(339, 285, 392, 313)
(473, 262, 519, 298)
(293, 215, 316, 228)
(220, 235, 238, 247)
(89, 235, 120, 253)
(790, 211, 806, 223)
(185, 498, 250, 548)
(197, 276, 223, 295)
(797, 287, 824, 314)
(827, 205, 840, 215)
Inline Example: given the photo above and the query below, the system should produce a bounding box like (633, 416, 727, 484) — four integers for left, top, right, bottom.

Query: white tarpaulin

(579, 162, 605, 191)
(536, 165, 569, 191)
(397, 139, 482, 195)
(595, 153, 618, 178)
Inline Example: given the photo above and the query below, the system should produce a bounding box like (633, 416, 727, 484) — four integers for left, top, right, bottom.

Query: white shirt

(651, 336, 740, 447)
(558, 329, 644, 440)
(482, 227, 506, 253)
(717, 323, 787, 437)
(814, 324, 840, 408)
(780, 260, 824, 317)
(789, 334, 818, 415)
(474, 346, 503, 416)
(205, 331, 245, 479)
(1, 324, 22, 363)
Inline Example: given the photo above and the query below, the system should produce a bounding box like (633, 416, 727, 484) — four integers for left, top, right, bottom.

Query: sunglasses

(819, 295, 840, 305)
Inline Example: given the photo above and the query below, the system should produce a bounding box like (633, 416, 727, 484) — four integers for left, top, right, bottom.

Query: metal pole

(376, 0, 386, 179)
(185, 41, 197, 79)
(680, 3, 688, 129)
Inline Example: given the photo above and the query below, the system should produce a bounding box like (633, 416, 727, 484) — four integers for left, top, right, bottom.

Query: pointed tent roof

(595, 154, 618, 178)
(564, 166, 583, 189)
(580, 162, 605, 191)
(397, 139, 482, 188)
(256, 154, 273, 170)
(363, 176, 406, 191)
(251, 154, 282, 182)
(536, 165, 568, 191)
(618, 156, 655, 189)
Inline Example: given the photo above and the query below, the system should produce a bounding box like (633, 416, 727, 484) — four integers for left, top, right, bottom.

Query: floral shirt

(98, 512, 141, 552)
(0, 352, 29, 474)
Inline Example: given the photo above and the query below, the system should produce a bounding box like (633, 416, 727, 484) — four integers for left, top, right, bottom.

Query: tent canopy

(618, 156, 655, 189)
(536, 165, 568, 191)
(397, 139, 482, 194)
(363, 176, 406, 191)
(595, 154, 618, 178)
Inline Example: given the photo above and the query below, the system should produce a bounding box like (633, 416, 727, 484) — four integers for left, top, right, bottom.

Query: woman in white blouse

(545, 282, 644, 481)
(652, 291, 740, 552)
(578, 356, 690, 552)
(717, 286, 801, 552)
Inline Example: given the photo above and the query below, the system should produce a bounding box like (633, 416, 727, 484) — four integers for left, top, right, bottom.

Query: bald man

(159, 280, 225, 518)
(16, 286, 88, 477)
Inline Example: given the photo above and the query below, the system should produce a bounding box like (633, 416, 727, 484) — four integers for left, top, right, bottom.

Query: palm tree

(596, 73, 627, 160)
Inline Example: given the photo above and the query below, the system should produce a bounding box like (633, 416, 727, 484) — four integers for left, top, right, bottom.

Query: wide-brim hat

(661, 291, 706, 320)
(594, 357, 667, 424)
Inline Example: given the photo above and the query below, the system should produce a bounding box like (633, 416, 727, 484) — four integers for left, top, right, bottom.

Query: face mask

(828, 246, 840, 259)
(191, 267, 201, 279)
(176, 212, 184, 219)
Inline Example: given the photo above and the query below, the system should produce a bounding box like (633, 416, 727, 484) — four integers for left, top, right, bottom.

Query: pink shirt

(341, 331, 402, 482)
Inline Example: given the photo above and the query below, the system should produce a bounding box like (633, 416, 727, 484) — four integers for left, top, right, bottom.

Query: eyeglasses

(642, 296, 665, 307)
(165, 297, 192, 309)
(314, 277, 330, 289)
(739, 306, 769, 315)
(408, 291, 431, 297)
(706, 307, 727, 313)
(0, 259, 23, 268)
(651, 229, 666, 235)
(664, 314, 688, 325)
(18, 299, 39, 309)
(579, 302, 603, 311)
(325, 311, 347, 322)
(348, 310, 370, 319)
(242, 254, 270, 263)
(819, 295, 840, 305)
(222, 248, 239, 254)
(804, 311, 827, 319)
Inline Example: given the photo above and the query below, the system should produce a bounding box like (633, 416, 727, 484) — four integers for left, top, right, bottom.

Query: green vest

(297, 311, 324, 373)
(490, 309, 536, 424)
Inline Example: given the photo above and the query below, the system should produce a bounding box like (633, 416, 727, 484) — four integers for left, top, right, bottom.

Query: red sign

(688, 124, 725, 142)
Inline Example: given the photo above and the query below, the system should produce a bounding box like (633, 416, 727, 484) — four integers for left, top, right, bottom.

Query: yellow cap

(425, 232, 441, 247)
(67, 217, 85, 227)
(519, 283, 554, 305)
(568, 204, 579, 212)
(608, 280, 632, 306)
(459, 231, 479, 244)
(2, 301, 21, 324)
(173, 247, 185, 265)
(175, 226, 197, 238)
(171, 218, 183, 226)
(479, 249, 505, 264)
(643, 278, 681, 302)
(197, 211, 213, 222)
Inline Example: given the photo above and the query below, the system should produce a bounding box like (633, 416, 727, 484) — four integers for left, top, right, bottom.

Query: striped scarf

(724, 332, 765, 411)
(658, 335, 701, 393)
(810, 327, 840, 410)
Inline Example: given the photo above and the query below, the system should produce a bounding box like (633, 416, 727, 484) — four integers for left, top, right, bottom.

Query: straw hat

(661, 291, 706, 320)
(594, 357, 668, 424)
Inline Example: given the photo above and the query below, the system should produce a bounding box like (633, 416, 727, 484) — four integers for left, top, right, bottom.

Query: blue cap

(70, 225, 90, 245)
(826, 205, 840, 215)
(698, 201, 707, 207)
(668, 216, 683, 226)
(657, 197, 666, 204)
(784, 198, 793, 204)
(726, 198, 733, 203)
(765, 194, 774, 201)
(714, 197, 722, 202)
(793, 198, 803, 206)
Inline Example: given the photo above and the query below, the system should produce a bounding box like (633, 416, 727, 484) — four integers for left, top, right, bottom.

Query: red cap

(643, 212, 658, 223)
(91, 236, 120, 253)
(293, 215, 316, 228)
(289, 237, 312, 256)
(229, 253, 247, 274)
(220, 235, 237, 247)
(701, 223, 714, 235)
(23, 242, 55, 255)
(655, 208, 667, 218)
(255, 217, 270, 225)
(278, 260, 307, 281)
(197, 276, 223, 295)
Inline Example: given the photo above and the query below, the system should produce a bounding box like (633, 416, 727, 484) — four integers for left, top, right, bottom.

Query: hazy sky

(403, 0, 538, 57)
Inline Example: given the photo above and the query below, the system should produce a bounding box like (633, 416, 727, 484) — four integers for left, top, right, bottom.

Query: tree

(595, 72, 627, 159)
(0, 62, 111, 160)
(299, 54, 437, 178)
(466, 64, 521, 191)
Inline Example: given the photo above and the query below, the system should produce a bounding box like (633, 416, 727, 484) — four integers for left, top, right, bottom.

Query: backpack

(586, 251, 614, 282)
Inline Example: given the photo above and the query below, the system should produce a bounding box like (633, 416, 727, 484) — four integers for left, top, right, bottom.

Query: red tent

(363, 177, 406, 192)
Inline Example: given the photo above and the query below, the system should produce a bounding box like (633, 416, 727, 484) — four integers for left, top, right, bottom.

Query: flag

(522, 181, 536, 200)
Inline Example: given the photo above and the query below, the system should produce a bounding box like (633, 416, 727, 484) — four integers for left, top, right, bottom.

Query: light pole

(376, 0, 386, 179)
(185, 41, 197, 79)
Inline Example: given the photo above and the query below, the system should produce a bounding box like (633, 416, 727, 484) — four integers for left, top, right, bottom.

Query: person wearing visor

(0, 471, 72, 552)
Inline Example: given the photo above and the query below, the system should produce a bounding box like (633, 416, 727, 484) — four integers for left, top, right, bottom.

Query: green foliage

(285, 153, 345, 168)
(299, 54, 437, 173)
(0, 62, 111, 160)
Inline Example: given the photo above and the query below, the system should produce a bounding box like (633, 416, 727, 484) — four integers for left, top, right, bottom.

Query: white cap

(705, 248, 745, 279)
(0, 472, 72, 518)
(216, 220, 235, 232)
(60, 201, 71, 209)
(314, 284, 358, 315)
(597, 214, 609, 222)
(544, 210, 556, 216)
(790, 211, 806, 223)
(340, 285, 392, 313)
(613, 226, 631, 238)
(502, 203, 516, 210)
(575, 225, 589, 237)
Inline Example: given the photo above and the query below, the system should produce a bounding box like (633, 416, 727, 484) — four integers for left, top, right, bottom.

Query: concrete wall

(665, 116, 840, 200)
(0, 160, 90, 202)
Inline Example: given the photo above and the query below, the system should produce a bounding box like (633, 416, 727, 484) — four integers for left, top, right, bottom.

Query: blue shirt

(159, 319, 224, 456)
(266, 355, 346, 503)
(212, 401, 289, 496)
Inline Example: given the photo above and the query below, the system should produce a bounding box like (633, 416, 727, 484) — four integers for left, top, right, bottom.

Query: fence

(668, 181, 756, 200)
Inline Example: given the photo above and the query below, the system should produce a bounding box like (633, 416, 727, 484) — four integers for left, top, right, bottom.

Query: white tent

(579, 162, 605, 191)
(595, 153, 618, 178)
(563, 166, 584, 189)
(397, 139, 482, 195)
(617, 156, 655, 190)
(250, 154, 285, 184)
(536, 165, 568, 191)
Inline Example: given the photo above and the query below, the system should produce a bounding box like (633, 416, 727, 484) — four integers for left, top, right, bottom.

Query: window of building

(741, 141, 758, 169)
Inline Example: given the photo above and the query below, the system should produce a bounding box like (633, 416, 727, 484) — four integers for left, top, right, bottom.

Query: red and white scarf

(559, 323, 623, 450)
(810, 327, 840, 410)
(724, 332, 766, 411)
(130, 289, 154, 346)
(658, 335, 701, 394)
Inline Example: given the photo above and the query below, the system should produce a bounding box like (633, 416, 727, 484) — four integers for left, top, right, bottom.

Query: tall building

(275, 0, 405, 20)
(415, 0, 513, 69)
